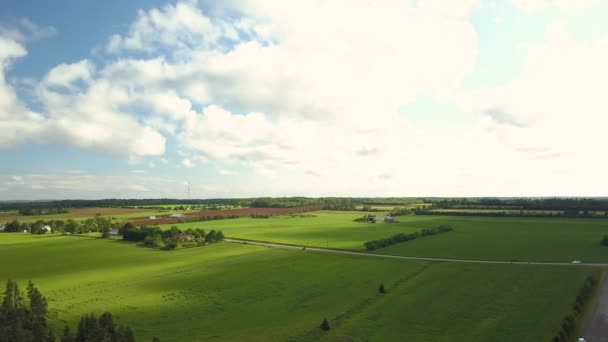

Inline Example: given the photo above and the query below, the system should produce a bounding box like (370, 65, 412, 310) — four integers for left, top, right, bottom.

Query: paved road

(584, 274, 608, 342)
(226, 238, 608, 267)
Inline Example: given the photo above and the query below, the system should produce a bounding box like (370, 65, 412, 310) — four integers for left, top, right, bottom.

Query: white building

(41, 225, 52, 233)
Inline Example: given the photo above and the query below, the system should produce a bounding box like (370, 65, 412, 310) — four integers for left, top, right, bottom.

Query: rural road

(226, 238, 608, 267)
(584, 274, 608, 342)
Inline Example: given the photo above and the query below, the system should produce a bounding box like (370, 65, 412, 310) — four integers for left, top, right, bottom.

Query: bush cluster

(122, 224, 224, 250)
(552, 274, 598, 342)
(363, 225, 453, 250)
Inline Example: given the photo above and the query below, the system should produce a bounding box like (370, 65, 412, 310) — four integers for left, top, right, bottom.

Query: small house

(109, 228, 120, 236)
(149, 216, 157, 220)
(170, 214, 185, 218)
(41, 225, 52, 233)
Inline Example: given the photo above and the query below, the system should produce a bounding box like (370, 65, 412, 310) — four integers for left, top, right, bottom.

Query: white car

(572, 260, 582, 264)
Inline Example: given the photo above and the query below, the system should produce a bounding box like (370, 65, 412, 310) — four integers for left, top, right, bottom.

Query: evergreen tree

(379, 284, 386, 294)
(0, 280, 30, 342)
(98, 312, 116, 337)
(320, 318, 330, 331)
(61, 326, 75, 342)
(27, 280, 49, 341)
(46, 329, 57, 342)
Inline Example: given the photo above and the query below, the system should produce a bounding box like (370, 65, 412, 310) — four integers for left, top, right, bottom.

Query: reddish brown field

(131, 205, 324, 226)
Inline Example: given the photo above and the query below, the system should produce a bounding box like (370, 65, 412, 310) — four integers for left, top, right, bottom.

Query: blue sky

(1, 0, 607, 199)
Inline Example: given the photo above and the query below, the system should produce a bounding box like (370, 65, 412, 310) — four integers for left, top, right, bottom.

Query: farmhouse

(109, 228, 120, 236)
(149, 216, 157, 220)
(369, 216, 395, 223)
(41, 225, 52, 233)
(170, 214, 185, 218)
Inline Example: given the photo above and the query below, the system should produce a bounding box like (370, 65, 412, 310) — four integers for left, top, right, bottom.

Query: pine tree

(0, 280, 30, 342)
(46, 329, 57, 342)
(28, 280, 49, 341)
(320, 318, 330, 331)
(98, 311, 116, 337)
(61, 326, 75, 342)
(379, 284, 386, 294)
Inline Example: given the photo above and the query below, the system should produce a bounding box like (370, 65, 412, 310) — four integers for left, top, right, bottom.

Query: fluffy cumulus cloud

(90, 0, 481, 193)
(0, 36, 47, 147)
(0, 41, 166, 156)
(456, 23, 608, 194)
(2, 0, 608, 196)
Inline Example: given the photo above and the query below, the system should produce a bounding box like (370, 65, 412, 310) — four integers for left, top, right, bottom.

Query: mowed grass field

(164, 211, 608, 262)
(0, 233, 597, 341)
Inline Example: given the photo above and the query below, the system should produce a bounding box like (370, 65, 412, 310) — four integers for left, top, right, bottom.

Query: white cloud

(0, 36, 47, 147)
(418, 0, 481, 17)
(0, 173, 184, 199)
(512, 0, 597, 12)
(455, 24, 608, 193)
(0, 18, 56, 44)
(106, 1, 231, 55)
(43, 60, 94, 88)
(182, 158, 195, 168)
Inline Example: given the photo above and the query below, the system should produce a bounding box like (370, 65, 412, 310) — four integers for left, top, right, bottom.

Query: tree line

(552, 273, 599, 342)
(0, 279, 152, 342)
(363, 226, 453, 250)
(121, 224, 224, 250)
(2, 217, 117, 235)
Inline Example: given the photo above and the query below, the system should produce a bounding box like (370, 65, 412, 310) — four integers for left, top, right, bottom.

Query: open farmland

(0, 207, 187, 223)
(370, 216, 608, 262)
(160, 211, 608, 262)
(159, 211, 422, 250)
(132, 204, 324, 225)
(0, 233, 598, 341)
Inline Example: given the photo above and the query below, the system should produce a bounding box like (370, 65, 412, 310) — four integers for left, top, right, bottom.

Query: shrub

(363, 226, 453, 250)
(320, 318, 330, 331)
(162, 240, 179, 250)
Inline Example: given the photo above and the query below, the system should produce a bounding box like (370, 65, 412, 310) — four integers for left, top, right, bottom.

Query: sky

(1, 0, 607, 200)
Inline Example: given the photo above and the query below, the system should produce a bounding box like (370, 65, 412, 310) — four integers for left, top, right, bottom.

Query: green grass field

(0, 233, 596, 341)
(162, 211, 608, 262)
(372, 216, 608, 262)
(160, 211, 420, 250)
